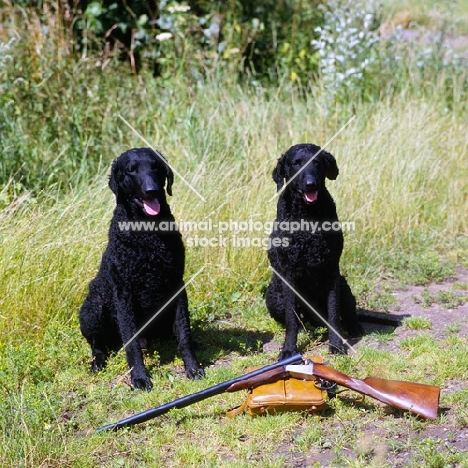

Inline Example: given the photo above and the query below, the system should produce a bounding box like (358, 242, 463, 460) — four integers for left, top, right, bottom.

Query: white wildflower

(167, 5, 190, 14)
(155, 32, 173, 42)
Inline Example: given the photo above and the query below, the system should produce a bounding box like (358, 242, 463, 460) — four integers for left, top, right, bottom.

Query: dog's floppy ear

(152, 149, 174, 196)
(165, 164, 174, 196)
(322, 150, 339, 180)
(108, 158, 121, 196)
(272, 153, 287, 192)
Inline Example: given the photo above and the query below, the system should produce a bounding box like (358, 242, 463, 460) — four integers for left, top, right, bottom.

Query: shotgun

(227, 360, 440, 420)
(97, 354, 440, 431)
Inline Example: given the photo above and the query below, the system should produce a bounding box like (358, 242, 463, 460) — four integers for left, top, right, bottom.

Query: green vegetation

(402, 316, 433, 330)
(414, 288, 467, 309)
(1, 1, 468, 467)
(390, 253, 456, 286)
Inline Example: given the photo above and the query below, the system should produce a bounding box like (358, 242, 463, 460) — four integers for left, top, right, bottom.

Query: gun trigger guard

(313, 378, 336, 392)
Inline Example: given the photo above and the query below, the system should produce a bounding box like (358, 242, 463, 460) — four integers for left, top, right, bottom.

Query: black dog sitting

(266, 144, 363, 358)
(79, 147, 204, 390)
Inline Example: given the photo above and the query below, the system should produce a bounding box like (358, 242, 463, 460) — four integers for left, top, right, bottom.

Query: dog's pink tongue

(305, 191, 318, 203)
(143, 198, 160, 216)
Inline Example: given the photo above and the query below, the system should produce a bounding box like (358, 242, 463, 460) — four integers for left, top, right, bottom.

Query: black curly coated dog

(79, 148, 204, 390)
(265, 144, 363, 358)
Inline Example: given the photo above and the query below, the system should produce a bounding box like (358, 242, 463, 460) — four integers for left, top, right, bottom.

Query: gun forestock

(226, 366, 290, 392)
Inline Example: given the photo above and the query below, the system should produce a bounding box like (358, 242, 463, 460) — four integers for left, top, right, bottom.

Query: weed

(369, 330, 395, 344)
(354, 282, 398, 312)
(409, 437, 465, 467)
(390, 253, 455, 285)
(446, 323, 461, 334)
(312, 0, 381, 105)
(414, 288, 467, 309)
(402, 317, 432, 330)
(437, 290, 467, 308)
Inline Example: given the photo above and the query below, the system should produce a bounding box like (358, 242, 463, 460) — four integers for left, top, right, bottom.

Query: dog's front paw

(131, 374, 153, 391)
(90, 352, 107, 372)
(278, 348, 298, 361)
(187, 365, 205, 380)
(345, 321, 364, 338)
(329, 342, 347, 355)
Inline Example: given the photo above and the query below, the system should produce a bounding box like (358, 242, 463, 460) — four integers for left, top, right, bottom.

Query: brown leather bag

(226, 356, 329, 417)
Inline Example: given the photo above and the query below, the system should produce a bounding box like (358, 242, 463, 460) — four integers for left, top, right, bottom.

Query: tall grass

(1, 79, 467, 342)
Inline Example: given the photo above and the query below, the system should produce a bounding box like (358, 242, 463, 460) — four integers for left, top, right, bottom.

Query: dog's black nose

(142, 179, 159, 197)
(305, 176, 317, 191)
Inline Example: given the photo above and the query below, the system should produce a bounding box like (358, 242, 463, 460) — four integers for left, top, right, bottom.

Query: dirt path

(362, 267, 468, 350)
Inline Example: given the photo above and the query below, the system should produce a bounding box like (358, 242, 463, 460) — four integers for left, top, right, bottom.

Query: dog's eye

(292, 160, 301, 166)
(127, 166, 137, 174)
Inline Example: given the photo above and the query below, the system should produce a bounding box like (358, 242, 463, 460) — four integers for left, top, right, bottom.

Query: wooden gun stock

(311, 363, 440, 420)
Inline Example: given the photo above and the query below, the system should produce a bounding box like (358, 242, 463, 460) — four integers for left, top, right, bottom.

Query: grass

(413, 288, 467, 309)
(1, 2, 468, 467)
(402, 316, 432, 330)
(2, 89, 467, 340)
(368, 330, 396, 344)
(381, 0, 468, 33)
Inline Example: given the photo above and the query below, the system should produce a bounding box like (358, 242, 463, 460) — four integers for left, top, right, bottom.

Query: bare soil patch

(362, 267, 468, 350)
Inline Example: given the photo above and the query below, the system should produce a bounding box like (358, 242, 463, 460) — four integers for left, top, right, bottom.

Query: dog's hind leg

(339, 275, 364, 337)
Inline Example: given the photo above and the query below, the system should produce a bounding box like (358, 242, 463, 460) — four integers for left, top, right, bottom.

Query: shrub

(69, 0, 323, 80)
(311, 0, 381, 105)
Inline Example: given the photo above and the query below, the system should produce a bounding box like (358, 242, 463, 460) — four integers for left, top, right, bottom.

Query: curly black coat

(265, 144, 363, 358)
(79, 148, 204, 390)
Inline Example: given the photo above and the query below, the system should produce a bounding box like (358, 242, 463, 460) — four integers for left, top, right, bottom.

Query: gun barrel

(97, 353, 303, 432)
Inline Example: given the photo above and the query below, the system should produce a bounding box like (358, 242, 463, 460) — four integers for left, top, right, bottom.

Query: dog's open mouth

(303, 191, 318, 204)
(135, 197, 161, 216)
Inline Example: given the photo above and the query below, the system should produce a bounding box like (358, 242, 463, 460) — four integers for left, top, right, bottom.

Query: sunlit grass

(1, 86, 467, 342)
